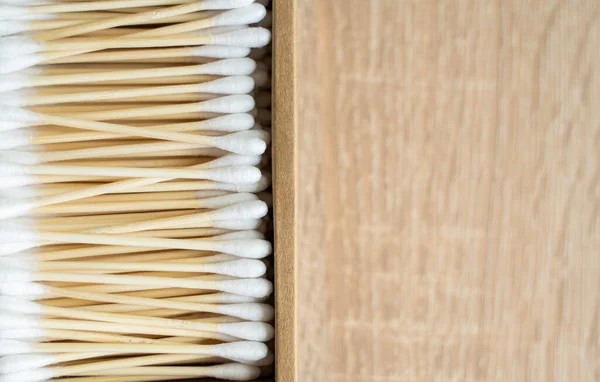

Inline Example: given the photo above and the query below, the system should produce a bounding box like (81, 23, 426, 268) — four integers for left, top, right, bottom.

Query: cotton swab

(0, 339, 269, 360)
(0, 76, 255, 106)
(1, 363, 262, 382)
(0, 351, 272, 376)
(1, 315, 241, 343)
(0, 29, 270, 64)
(0, 57, 255, 91)
(3, 255, 268, 278)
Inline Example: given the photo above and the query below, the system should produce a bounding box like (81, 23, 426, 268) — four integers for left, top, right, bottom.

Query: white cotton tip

(0, 121, 27, 131)
(193, 45, 250, 58)
(200, 113, 255, 132)
(0, 175, 36, 190)
(200, 58, 256, 76)
(200, 94, 255, 113)
(0, 130, 30, 150)
(195, 292, 261, 304)
(0, 55, 40, 75)
(214, 4, 267, 27)
(203, 154, 262, 168)
(202, 166, 261, 184)
(0, 5, 28, 20)
(230, 128, 271, 145)
(195, 25, 248, 37)
(0, 151, 40, 165)
(206, 363, 261, 381)
(0, 89, 29, 106)
(0, 254, 35, 269)
(0, 327, 45, 340)
(202, 0, 255, 10)
(242, 353, 274, 368)
(0, 282, 46, 297)
(0, 242, 37, 256)
(201, 193, 258, 209)
(216, 302, 273, 321)
(0, 186, 37, 200)
(210, 27, 271, 48)
(0, 0, 53, 4)
(0, 354, 55, 374)
(199, 76, 255, 95)
(216, 239, 271, 259)
(0, 104, 36, 122)
(212, 230, 265, 240)
(210, 341, 268, 362)
(0, 339, 32, 355)
(0, 297, 42, 315)
(0, 36, 42, 57)
(0, 72, 30, 93)
(210, 131, 266, 155)
(207, 301, 265, 320)
(0, 199, 34, 219)
(242, 350, 274, 366)
(217, 322, 274, 342)
(0, 314, 40, 331)
(213, 219, 263, 231)
(0, 162, 29, 176)
(0, 226, 38, 255)
(0, 368, 55, 382)
(221, 174, 270, 193)
(205, 259, 266, 278)
(212, 200, 268, 221)
(0, 20, 28, 37)
(216, 277, 273, 298)
(0, 268, 34, 286)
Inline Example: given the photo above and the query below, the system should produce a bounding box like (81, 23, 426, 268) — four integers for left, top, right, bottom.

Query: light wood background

(296, 1, 600, 381)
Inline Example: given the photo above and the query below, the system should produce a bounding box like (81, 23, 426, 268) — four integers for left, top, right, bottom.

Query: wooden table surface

(296, 1, 600, 381)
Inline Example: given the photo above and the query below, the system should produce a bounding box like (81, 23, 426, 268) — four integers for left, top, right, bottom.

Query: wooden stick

(60, 100, 249, 121)
(15, 164, 254, 181)
(51, 376, 203, 382)
(19, 83, 224, 106)
(37, 329, 170, 345)
(40, 319, 235, 342)
(37, 34, 249, 52)
(35, 2, 220, 41)
(26, 64, 221, 89)
(27, 0, 201, 15)
(28, 270, 267, 296)
(46, 47, 220, 64)
(73, 365, 260, 377)
(41, 274, 229, 295)
(19, 341, 258, 356)
(41, 289, 247, 309)
(27, 119, 247, 145)
(47, 190, 221, 203)
(63, 291, 258, 312)
(88, 208, 240, 234)
(36, 259, 253, 275)
(30, 142, 206, 161)
(47, 355, 224, 378)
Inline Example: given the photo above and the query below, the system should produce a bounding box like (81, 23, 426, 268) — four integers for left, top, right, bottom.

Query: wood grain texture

(296, 1, 600, 381)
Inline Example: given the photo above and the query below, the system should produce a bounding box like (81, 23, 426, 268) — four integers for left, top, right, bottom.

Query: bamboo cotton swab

(0, 1, 273, 381)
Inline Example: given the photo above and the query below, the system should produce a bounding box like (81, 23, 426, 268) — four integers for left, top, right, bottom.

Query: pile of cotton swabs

(0, 0, 274, 381)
